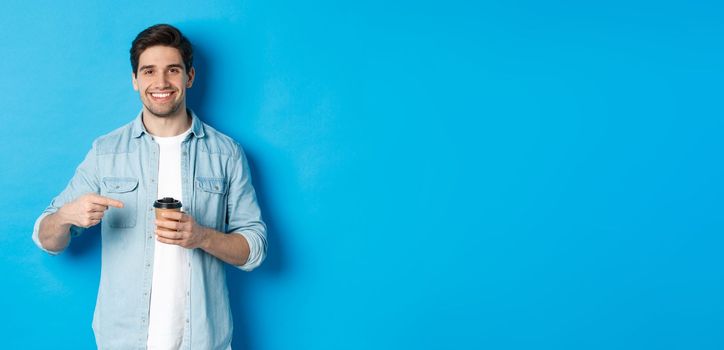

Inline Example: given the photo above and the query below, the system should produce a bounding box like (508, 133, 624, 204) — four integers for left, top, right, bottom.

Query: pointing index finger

(90, 194, 124, 208)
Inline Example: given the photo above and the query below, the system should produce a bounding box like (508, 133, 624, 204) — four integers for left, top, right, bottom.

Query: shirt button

(186, 319, 189, 323)
(182, 152, 187, 156)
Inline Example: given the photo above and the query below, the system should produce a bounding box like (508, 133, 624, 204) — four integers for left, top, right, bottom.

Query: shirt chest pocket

(194, 177, 227, 230)
(101, 177, 139, 228)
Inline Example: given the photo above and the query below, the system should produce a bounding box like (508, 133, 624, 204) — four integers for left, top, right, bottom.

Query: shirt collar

(131, 109, 206, 139)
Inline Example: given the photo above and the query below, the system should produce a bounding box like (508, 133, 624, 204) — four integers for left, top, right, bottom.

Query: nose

(156, 71, 172, 88)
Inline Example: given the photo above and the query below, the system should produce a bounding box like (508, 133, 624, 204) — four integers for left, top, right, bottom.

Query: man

(32, 24, 267, 350)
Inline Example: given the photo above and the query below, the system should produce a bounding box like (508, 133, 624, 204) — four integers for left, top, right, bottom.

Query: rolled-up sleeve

(32, 143, 100, 254)
(226, 144, 267, 271)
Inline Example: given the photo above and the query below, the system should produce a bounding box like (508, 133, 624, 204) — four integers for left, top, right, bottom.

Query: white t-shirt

(147, 127, 192, 350)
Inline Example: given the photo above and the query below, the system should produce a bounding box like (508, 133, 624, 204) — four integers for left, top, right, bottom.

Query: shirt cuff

(32, 210, 82, 255)
(32, 211, 62, 255)
(234, 230, 266, 271)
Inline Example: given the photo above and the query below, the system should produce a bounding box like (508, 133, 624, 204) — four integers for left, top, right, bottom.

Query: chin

(145, 104, 182, 118)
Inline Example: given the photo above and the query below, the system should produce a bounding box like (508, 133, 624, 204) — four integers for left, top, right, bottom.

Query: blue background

(1, 0, 723, 349)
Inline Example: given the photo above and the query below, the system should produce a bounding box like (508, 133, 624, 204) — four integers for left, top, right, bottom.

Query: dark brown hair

(130, 24, 193, 76)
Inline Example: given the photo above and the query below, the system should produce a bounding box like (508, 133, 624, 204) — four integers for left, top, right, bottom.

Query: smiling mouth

(148, 91, 175, 101)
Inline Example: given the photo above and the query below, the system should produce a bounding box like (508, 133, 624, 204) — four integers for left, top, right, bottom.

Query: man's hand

(58, 193, 124, 228)
(155, 212, 209, 249)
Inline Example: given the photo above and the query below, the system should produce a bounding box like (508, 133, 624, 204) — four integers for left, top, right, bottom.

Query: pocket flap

(196, 177, 227, 194)
(102, 177, 139, 193)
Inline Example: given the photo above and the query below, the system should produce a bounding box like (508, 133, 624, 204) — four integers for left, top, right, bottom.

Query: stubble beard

(143, 98, 183, 118)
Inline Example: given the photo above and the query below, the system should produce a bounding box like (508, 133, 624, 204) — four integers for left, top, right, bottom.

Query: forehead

(138, 45, 184, 66)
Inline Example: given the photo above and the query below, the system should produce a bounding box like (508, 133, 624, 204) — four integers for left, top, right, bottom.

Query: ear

(132, 72, 139, 91)
(186, 67, 195, 88)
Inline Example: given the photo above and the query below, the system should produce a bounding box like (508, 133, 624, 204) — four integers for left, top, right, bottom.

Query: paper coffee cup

(153, 197, 182, 220)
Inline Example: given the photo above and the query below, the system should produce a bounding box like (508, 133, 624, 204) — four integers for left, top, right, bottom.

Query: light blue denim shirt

(32, 110, 267, 350)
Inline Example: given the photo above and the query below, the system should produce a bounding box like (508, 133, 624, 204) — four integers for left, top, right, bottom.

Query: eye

(169, 67, 180, 74)
(143, 69, 153, 75)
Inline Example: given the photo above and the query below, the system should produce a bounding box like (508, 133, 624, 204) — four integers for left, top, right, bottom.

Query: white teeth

(151, 92, 171, 98)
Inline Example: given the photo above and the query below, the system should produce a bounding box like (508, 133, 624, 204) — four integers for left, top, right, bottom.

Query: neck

(142, 107, 192, 137)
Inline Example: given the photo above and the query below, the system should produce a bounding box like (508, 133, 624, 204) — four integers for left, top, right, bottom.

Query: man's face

(132, 45, 194, 118)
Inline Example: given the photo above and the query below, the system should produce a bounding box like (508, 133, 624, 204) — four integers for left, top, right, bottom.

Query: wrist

(55, 207, 75, 228)
(199, 226, 213, 250)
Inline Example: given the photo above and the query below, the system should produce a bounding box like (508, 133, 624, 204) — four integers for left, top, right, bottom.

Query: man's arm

(38, 194, 124, 252)
(224, 145, 267, 270)
(199, 227, 251, 266)
(37, 212, 72, 253)
(33, 144, 103, 254)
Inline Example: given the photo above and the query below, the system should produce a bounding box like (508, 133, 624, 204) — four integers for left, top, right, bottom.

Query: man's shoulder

(90, 120, 137, 155)
(197, 122, 242, 157)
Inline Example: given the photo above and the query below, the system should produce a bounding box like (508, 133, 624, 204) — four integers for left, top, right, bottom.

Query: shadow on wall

(186, 38, 210, 120)
(188, 37, 288, 350)
(65, 224, 101, 256)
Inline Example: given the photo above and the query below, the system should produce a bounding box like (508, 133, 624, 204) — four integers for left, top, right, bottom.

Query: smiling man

(32, 24, 267, 350)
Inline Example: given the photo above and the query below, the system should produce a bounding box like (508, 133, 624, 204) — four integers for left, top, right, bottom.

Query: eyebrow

(139, 64, 185, 71)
